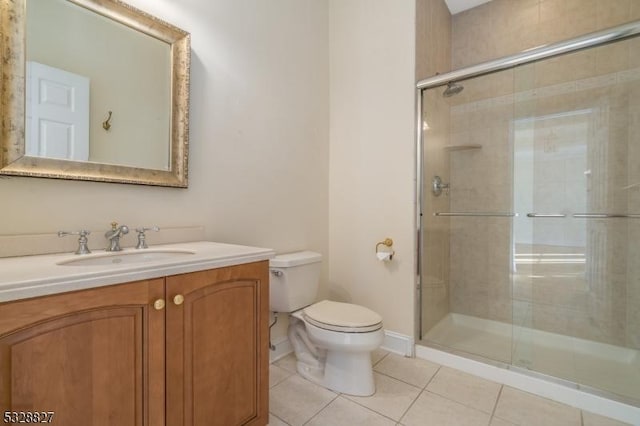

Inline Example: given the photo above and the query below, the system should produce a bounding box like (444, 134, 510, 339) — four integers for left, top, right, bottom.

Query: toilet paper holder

(375, 238, 395, 260)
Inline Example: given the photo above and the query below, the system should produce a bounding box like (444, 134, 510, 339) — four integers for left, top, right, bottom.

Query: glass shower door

(421, 68, 516, 364)
(511, 38, 640, 403)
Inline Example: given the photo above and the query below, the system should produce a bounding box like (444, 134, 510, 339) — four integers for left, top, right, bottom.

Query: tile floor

(269, 350, 631, 426)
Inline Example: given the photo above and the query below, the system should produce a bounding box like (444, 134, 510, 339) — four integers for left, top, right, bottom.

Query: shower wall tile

(539, 0, 564, 23)
(512, 300, 533, 328)
(595, 42, 630, 76)
(633, 0, 640, 19)
(418, 0, 452, 336)
(422, 285, 449, 333)
(448, 79, 514, 324)
(530, 304, 588, 341)
(416, 0, 452, 80)
(423, 233, 446, 280)
(564, 6, 599, 41)
(450, 215, 512, 322)
(627, 269, 640, 348)
(446, 0, 640, 350)
(452, 0, 639, 70)
(535, 51, 597, 88)
(627, 86, 640, 349)
(415, 0, 429, 80)
(596, 0, 633, 28)
(532, 279, 588, 312)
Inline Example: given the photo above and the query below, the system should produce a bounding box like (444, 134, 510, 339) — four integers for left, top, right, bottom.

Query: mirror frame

(0, 0, 190, 187)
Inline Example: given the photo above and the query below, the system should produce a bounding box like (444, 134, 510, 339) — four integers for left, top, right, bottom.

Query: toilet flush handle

(270, 269, 283, 277)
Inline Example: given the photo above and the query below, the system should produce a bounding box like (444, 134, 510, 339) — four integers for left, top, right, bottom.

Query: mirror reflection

(26, 0, 172, 171)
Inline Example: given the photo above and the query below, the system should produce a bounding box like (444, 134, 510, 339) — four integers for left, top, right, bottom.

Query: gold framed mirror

(0, 0, 190, 187)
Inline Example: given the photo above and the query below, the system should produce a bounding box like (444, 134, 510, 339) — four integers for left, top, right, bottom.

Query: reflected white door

(26, 61, 90, 161)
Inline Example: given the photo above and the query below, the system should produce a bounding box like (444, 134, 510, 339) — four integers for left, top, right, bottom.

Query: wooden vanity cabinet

(0, 277, 166, 426)
(165, 261, 269, 426)
(0, 261, 269, 426)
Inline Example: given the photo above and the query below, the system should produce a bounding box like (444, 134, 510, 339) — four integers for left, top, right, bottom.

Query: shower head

(443, 81, 464, 97)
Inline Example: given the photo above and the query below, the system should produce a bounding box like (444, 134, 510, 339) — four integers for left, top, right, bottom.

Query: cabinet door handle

(173, 294, 185, 305)
(153, 299, 166, 310)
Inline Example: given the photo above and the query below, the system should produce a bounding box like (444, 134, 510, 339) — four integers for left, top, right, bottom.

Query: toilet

(270, 251, 384, 396)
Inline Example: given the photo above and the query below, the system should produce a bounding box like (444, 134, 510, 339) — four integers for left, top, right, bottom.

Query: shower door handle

(434, 212, 516, 217)
(526, 213, 566, 218)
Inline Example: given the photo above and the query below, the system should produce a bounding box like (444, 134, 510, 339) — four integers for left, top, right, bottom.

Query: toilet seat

(302, 300, 383, 333)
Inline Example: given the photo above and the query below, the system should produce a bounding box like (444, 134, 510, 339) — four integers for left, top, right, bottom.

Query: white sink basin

(57, 249, 196, 266)
(0, 241, 275, 303)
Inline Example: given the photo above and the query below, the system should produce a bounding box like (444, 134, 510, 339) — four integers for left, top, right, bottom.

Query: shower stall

(417, 21, 640, 407)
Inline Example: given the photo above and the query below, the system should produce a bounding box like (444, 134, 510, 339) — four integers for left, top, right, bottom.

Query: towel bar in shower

(572, 213, 640, 218)
(434, 212, 517, 217)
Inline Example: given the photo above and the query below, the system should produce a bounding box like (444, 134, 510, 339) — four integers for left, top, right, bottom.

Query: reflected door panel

(26, 61, 89, 161)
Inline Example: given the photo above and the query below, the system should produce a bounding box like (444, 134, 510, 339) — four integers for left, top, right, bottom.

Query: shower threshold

(423, 313, 640, 404)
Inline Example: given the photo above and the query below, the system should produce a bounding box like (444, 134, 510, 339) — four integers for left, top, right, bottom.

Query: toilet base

(295, 351, 376, 396)
(324, 351, 376, 396)
(288, 314, 382, 397)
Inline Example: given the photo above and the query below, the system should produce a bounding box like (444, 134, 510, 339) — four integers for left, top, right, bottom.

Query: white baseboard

(415, 345, 640, 425)
(381, 330, 415, 357)
(269, 335, 293, 363)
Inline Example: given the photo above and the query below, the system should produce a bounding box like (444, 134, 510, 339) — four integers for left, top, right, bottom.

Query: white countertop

(0, 241, 275, 303)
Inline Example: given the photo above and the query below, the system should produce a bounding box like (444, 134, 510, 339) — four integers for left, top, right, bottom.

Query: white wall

(2, 0, 418, 339)
(1, 0, 330, 307)
(328, 0, 417, 336)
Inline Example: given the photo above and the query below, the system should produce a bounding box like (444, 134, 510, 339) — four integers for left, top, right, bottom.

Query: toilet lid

(303, 300, 383, 333)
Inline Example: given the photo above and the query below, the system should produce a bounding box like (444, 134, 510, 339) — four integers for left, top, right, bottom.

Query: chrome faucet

(135, 226, 160, 249)
(105, 222, 129, 251)
(58, 230, 92, 255)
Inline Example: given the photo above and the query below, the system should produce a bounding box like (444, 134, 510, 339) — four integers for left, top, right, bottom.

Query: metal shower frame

(414, 19, 640, 340)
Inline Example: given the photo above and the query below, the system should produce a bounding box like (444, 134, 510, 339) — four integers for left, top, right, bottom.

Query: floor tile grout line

(271, 360, 628, 426)
(269, 365, 295, 389)
(373, 353, 442, 388)
(300, 391, 340, 426)
(272, 364, 298, 376)
(270, 412, 292, 426)
(397, 386, 426, 425)
(341, 393, 391, 421)
(372, 369, 433, 390)
(269, 372, 338, 425)
(269, 371, 301, 392)
(394, 365, 441, 425)
(288, 364, 507, 424)
(342, 386, 417, 424)
(417, 367, 508, 418)
(488, 384, 504, 423)
(423, 365, 441, 390)
(304, 391, 402, 426)
(352, 362, 443, 424)
(350, 396, 405, 425)
(372, 351, 391, 367)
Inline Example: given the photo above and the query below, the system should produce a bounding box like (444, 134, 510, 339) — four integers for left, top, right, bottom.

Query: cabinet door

(0, 279, 165, 426)
(166, 261, 269, 426)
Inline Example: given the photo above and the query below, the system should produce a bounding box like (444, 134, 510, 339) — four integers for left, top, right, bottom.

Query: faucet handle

(58, 230, 92, 255)
(135, 226, 160, 249)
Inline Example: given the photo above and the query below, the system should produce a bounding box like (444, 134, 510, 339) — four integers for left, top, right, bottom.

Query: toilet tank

(269, 251, 322, 313)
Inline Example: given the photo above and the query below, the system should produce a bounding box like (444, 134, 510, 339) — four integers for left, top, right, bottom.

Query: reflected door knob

(153, 299, 166, 310)
(173, 294, 185, 305)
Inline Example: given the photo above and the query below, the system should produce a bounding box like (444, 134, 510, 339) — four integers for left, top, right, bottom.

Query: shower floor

(424, 313, 640, 403)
